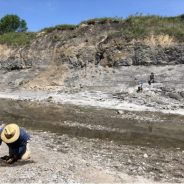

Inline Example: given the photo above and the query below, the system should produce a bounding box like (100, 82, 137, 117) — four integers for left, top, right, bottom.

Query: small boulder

(117, 110, 124, 114)
(180, 91, 184, 98)
(47, 96, 53, 102)
(168, 93, 182, 101)
(143, 153, 148, 158)
(161, 87, 174, 93)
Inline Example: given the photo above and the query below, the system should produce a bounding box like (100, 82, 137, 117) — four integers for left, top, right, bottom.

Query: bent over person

(0, 123, 31, 164)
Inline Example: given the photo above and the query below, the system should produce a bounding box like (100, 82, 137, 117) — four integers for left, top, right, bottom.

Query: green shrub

(122, 15, 184, 40)
(41, 24, 77, 33)
(0, 14, 27, 34)
(0, 32, 36, 46)
(80, 17, 123, 25)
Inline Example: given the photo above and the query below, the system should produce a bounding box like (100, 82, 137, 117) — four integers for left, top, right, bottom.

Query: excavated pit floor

(0, 99, 184, 183)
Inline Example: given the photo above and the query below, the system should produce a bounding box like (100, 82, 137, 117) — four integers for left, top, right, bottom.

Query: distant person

(137, 85, 143, 93)
(137, 81, 143, 93)
(148, 72, 155, 85)
(0, 123, 31, 164)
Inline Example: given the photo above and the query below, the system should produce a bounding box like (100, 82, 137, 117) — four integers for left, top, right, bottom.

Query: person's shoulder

(20, 127, 26, 132)
(19, 127, 27, 135)
(0, 127, 4, 133)
(20, 127, 30, 137)
(0, 126, 4, 142)
(0, 124, 5, 132)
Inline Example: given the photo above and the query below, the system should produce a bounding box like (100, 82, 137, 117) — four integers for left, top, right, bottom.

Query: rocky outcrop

(0, 23, 184, 72)
(0, 22, 183, 92)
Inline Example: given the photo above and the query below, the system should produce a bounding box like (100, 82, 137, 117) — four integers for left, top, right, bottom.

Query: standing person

(148, 72, 155, 85)
(0, 123, 31, 164)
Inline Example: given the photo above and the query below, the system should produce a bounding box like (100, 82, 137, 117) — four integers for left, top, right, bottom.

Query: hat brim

(1, 124, 20, 144)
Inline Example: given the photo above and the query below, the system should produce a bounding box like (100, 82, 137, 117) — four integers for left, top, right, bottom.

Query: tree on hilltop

(0, 14, 28, 34)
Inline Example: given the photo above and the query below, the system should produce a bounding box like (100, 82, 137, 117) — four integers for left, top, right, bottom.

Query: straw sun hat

(1, 124, 20, 144)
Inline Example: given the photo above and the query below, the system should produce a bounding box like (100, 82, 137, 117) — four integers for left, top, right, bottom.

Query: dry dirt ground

(0, 127, 184, 183)
(0, 99, 184, 183)
(0, 131, 153, 183)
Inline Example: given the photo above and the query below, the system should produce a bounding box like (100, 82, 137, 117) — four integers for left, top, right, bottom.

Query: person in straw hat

(0, 123, 30, 164)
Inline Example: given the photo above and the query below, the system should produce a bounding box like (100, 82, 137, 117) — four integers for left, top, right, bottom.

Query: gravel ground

(0, 131, 150, 183)
(0, 129, 184, 183)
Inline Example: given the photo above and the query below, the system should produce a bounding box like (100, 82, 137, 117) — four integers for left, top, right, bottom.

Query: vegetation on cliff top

(1, 14, 184, 46)
(80, 17, 123, 25)
(43, 15, 184, 41)
(0, 14, 34, 46)
(0, 14, 27, 34)
(41, 24, 78, 33)
(122, 15, 184, 40)
(0, 32, 36, 46)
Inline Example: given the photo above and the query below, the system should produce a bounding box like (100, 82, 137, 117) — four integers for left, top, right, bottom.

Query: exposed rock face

(0, 23, 184, 71)
(0, 22, 184, 91)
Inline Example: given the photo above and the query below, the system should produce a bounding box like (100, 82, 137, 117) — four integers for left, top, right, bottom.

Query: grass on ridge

(0, 32, 36, 46)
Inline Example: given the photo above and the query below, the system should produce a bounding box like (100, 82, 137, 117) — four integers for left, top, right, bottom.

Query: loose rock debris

(0, 130, 183, 183)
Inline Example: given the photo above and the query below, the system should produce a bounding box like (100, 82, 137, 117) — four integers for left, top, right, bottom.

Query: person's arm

(16, 128, 30, 157)
(0, 127, 9, 160)
(17, 144, 27, 158)
(19, 128, 30, 144)
(0, 127, 3, 145)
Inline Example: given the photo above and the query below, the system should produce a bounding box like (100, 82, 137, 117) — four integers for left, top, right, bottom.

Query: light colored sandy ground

(0, 65, 184, 115)
(0, 88, 183, 116)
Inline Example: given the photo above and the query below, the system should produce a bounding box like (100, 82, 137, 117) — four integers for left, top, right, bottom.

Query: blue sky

(0, 0, 184, 31)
